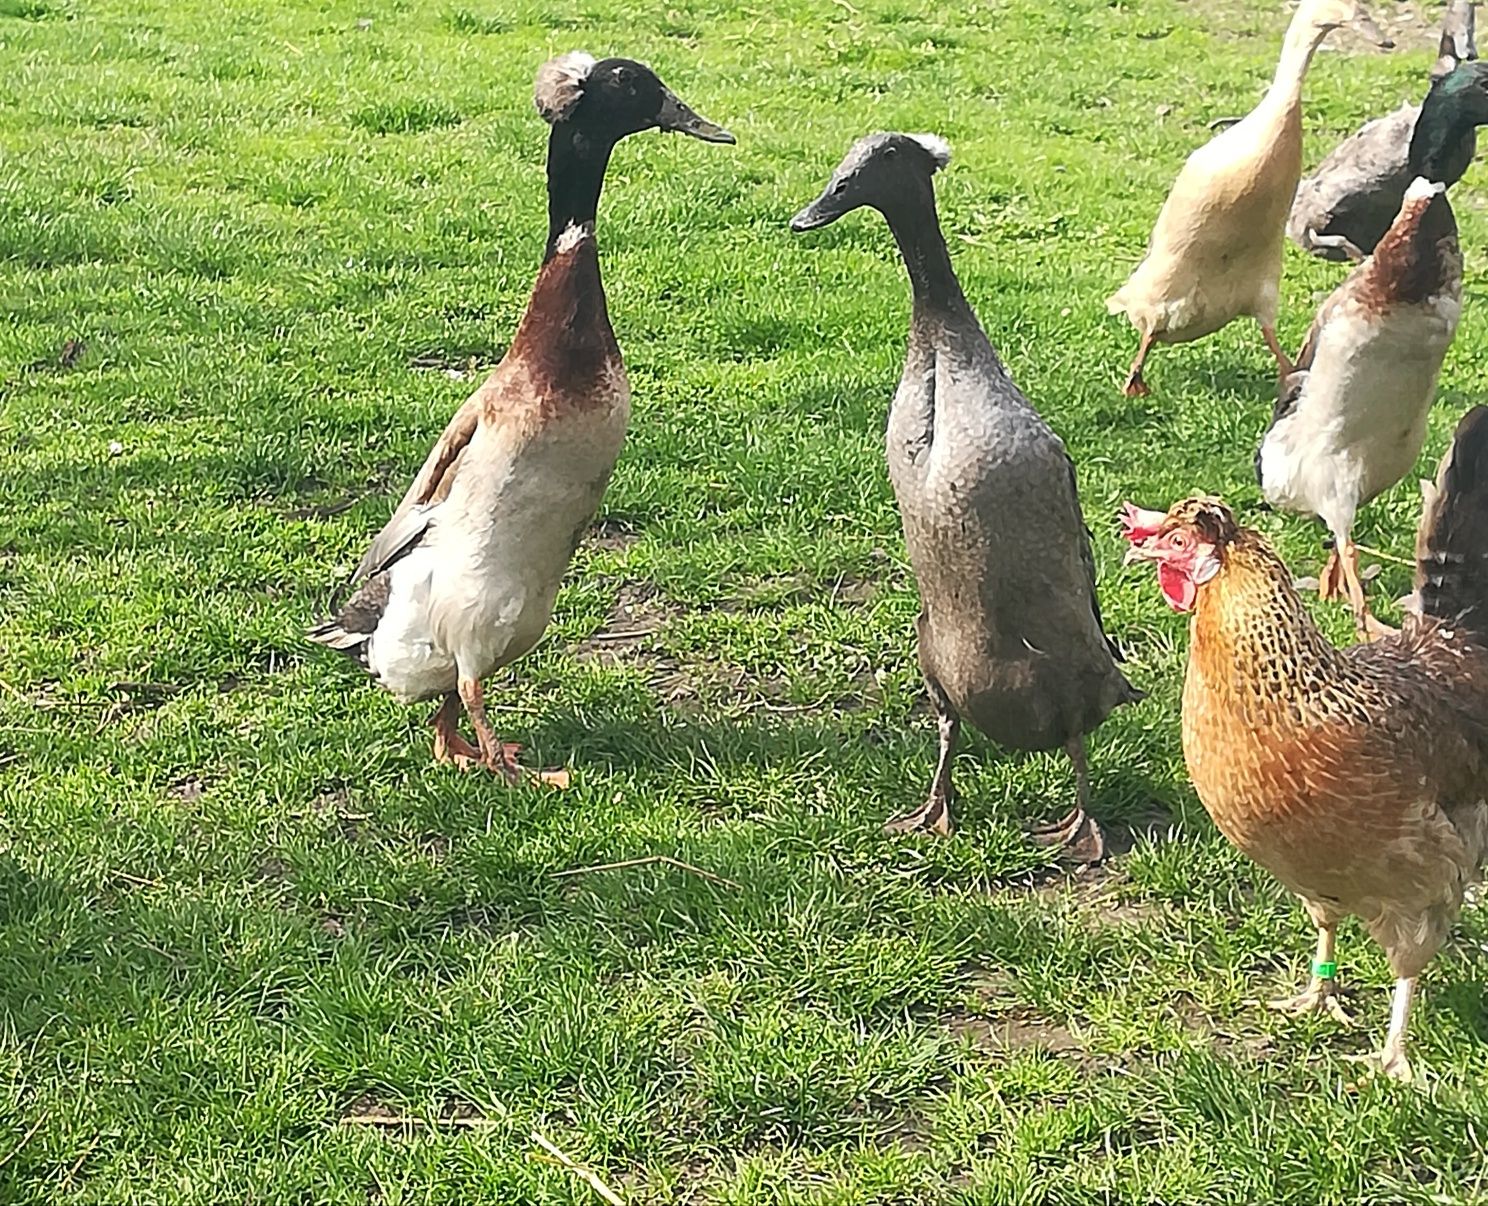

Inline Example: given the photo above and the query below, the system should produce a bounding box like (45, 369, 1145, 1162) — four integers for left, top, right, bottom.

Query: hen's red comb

(1120, 502, 1168, 542)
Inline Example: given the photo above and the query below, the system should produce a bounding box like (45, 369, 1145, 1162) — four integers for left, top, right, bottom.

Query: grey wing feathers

(350, 502, 437, 586)
(348, 395, 481, 586)
(307, 394, 481, 657)
(1414, 405, 1488, 644)
(1064, 453, 1126, 666)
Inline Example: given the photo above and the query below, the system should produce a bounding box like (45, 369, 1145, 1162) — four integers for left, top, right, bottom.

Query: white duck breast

(366, 401, 629, 703)
(1259, 293, 1459, 532)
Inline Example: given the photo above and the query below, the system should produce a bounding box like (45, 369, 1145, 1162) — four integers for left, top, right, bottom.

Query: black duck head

(534, 52, 734, 144)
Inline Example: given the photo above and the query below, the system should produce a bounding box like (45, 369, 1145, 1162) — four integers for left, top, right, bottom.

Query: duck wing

(349, 394, 481, 586)
(1065, 453, 1125, 664)
(307, 393, 481, 656)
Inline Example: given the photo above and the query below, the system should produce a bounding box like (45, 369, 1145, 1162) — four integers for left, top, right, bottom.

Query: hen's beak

(1120, 503, 1168, 565)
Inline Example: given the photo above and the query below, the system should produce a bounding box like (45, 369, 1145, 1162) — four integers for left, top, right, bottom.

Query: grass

(1, 0, 1486, 1201)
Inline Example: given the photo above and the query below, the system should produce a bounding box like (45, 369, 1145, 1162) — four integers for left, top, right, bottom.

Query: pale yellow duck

(1108, 0, 1390, 397)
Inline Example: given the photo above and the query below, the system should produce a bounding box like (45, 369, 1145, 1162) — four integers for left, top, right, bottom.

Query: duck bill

(789, 191, 846, 232)
(655, 88, 735, 143)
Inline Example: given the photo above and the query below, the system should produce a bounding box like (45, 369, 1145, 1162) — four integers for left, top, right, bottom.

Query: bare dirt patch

(946, 1008, 1084, 1055)
(572, 583, 697, 702)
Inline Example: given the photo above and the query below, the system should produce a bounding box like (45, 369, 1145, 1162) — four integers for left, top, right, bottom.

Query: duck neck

(1262, 16, 1330, 115)
(882, 189, 970, 323)
(544, 122, 618, 261)
(1409, 103, 1479, 187)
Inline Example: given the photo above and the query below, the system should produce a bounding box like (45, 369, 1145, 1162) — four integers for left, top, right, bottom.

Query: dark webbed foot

(883, 793, 953, 837)
(1026, 737, 1105, 864)
(1026, 808, 1105, 864)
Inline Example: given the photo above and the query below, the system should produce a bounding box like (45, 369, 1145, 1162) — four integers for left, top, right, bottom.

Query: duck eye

(832, 179, 848, 196)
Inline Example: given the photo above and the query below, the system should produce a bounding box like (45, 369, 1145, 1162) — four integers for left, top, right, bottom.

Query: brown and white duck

(1258, 61, 1488, 638)
(308, 53, 732, 779)
(1289, 0, 1476, 263)
(791, 134, 1141, 862)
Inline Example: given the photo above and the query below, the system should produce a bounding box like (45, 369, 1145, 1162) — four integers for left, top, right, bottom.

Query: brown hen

(1123, 406, 1488, 1081)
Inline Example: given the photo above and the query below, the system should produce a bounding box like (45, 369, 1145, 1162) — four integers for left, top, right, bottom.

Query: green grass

(2, 0, 1486, 1202)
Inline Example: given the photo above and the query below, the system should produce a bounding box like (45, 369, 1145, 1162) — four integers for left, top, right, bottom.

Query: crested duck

(1290, 0, 1477, 263)
(308, 53, 732, 778)
(791, 134, 1141, 863)
(1257, 61, 1488, 639)
(1108, 0, 1391, 397)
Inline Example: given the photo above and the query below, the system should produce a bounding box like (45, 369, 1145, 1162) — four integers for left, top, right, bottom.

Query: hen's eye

(1170, 532, 1189, 550)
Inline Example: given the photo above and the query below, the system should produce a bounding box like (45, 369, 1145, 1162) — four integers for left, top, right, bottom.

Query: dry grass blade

(340, 1101, 502, 1125)
(1352, 543, 1415, 569)
(339, 1112, 501, 1129)
(550, 855, 741, 890)
(0, 1115, 46, 1171)
(529, 1130, 625, 1206)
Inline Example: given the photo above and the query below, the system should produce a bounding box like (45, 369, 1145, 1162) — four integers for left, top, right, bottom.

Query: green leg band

(1313, 960, 1338, 980)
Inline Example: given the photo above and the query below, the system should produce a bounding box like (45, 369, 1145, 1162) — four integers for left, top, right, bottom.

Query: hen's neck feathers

(1191, 534, 1345, 711)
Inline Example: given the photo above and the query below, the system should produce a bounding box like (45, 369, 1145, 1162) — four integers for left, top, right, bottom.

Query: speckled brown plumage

(1132, 411, 1488, 1076)
(1183, 524, 1488, 976)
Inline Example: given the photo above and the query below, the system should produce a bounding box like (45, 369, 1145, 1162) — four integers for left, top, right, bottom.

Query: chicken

(1122, 406, 1488, 1081)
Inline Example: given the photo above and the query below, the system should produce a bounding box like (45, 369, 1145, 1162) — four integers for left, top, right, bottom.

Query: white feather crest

(1405, 175, 1448, 203)
(907, 133, 952, 170)
(533, 51, 597, 124)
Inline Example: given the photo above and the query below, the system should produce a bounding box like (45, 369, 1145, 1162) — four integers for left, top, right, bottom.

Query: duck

(791, 133, 1141, 862)
(1290, 0, 1477, 263)
(1107, 0, 1391, 397)
(1257, 60, 1488, 639)
(308, 53, 733, 779)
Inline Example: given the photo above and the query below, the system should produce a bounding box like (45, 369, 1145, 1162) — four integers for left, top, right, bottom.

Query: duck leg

(1121, 330, 1156, 398)
(457, 676, 523, 783)
(431, 691, 482, 768)
(884, 687, 957, 836)
(1026, 736, 1105, 864)
(1260, 322, 1294, 377)
(1337, 540, 1397, 641)
(1318, 541, 1346, 602)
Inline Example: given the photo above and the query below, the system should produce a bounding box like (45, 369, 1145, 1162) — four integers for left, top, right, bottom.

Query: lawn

(2, 0, 1486, 1201)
